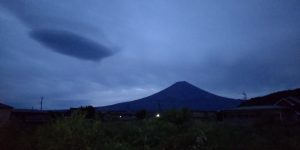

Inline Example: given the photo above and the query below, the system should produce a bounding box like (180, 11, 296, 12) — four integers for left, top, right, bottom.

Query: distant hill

(97, 81, 241, 112)
(240, 88, 300, 107)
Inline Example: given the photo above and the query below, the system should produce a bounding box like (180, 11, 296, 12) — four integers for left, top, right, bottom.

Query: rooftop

(0, 102, 13, 109)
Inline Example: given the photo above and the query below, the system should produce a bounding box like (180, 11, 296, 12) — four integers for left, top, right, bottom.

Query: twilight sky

(0, 0, 300, 109)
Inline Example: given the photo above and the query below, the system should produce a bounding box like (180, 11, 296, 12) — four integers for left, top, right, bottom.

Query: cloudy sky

(0, 0, 299, 109)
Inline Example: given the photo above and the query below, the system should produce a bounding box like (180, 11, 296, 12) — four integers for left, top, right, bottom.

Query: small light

(156, 113, 160, 118)
(119, 115, 122, 118)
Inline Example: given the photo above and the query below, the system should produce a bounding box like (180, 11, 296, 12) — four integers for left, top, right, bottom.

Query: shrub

(37, 113, 103, 150)
(135, 109, 147, 120)
(162, 108, 192, 125)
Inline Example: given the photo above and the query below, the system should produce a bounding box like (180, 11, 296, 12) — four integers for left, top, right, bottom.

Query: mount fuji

(97, 81, 241, 111)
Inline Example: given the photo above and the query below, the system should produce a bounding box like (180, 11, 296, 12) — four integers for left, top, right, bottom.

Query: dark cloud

(30, 29, 114, 61)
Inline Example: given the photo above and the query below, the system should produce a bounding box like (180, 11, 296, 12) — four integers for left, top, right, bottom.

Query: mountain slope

(240, 88, 300, 106)
(97, 81, 241, 111)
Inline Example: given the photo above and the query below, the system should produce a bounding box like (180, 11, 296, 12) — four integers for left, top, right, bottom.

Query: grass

(1, 111, 300, 150)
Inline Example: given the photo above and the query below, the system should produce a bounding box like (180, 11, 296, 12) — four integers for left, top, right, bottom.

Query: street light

(156, 113, 160, 118)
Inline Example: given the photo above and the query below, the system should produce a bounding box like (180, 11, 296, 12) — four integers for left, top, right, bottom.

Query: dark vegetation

(1, 109, 300, 150)
(135, 109, 147, 120)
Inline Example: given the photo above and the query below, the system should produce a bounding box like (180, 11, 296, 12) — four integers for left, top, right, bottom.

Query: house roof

(0, 102, 13, 109)
(224, 105, 288, 111)
(12, 109, 47, 113)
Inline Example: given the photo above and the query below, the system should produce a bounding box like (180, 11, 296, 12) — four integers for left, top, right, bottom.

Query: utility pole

(242, 92, 247, 100)
(40, 96, 44, 110)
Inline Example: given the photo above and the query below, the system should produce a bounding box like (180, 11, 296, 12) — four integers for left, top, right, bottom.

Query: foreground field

(1, 111, 300, 150)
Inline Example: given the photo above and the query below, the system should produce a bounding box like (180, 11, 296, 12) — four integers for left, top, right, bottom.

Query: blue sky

(0, 0, 300, 109)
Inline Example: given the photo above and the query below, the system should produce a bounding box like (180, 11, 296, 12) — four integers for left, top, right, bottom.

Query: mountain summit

(97, 81, 241, 111)
(152, 81, 218, 101)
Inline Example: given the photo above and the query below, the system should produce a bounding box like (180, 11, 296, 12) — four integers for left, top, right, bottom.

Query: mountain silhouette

(97, 81, 241, 111)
